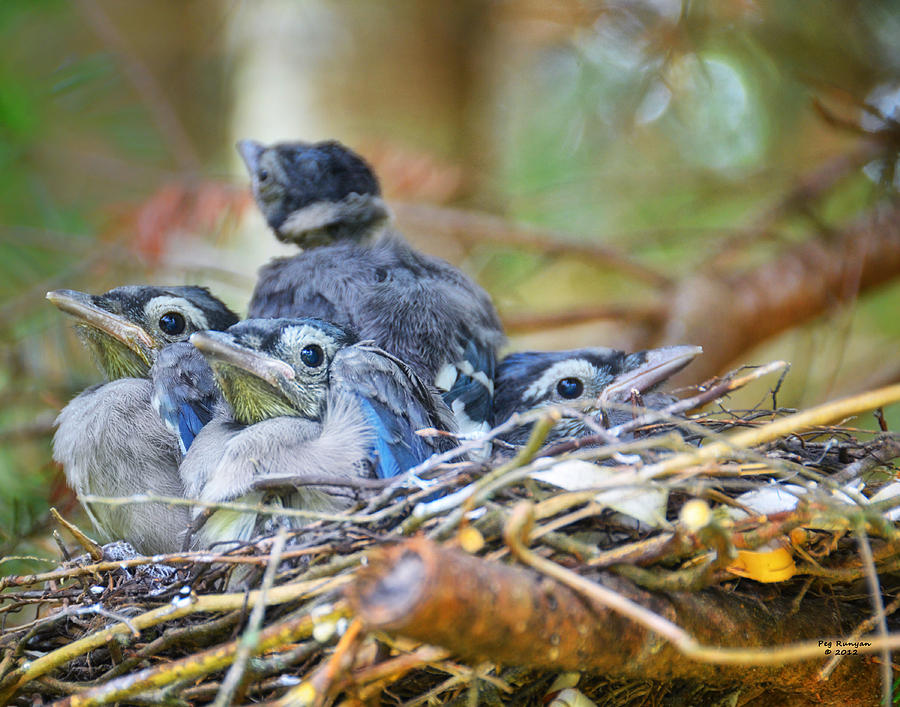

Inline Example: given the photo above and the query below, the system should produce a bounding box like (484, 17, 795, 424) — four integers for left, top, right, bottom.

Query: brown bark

(347, 538, 880, 704)
(656, 204, 900, 383)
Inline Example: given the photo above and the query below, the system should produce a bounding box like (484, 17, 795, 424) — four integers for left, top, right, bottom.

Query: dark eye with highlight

(300, 344, 324, 368)
(159, 312, 186, 336)
(556, 377, 584, 399)
(258, 169, 270, 183)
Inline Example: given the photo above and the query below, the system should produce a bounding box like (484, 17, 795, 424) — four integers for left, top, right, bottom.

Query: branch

(347, 538, 883, 701)
(50, 602, 350, 707)
(0, 576, 348, 702)
(657, 204, 900, 382)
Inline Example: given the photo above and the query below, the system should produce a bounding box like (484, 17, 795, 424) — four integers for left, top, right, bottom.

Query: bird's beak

(236, 139, 264, 173)
(46, 289, 155, 367)
(190, 330, 295, 393)
(600, 345, 703, 402)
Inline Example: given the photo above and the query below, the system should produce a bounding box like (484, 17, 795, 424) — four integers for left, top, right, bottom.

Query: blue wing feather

(151, 342, 220, 456)
(331, 344, 452, 478)
(441, 338, 496, 429)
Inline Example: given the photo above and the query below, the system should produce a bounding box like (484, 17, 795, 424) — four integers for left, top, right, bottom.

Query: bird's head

(190, 318, 357, 425)
(236, 139, 389, 247)
(47, 286, 239, 380)
(493, 345, 702, 436)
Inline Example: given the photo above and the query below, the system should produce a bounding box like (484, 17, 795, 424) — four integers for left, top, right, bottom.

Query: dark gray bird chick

(49, 286, 239, 554)
(237, 139, 504, 440)
(492, 345, 702, 446)
(181, 317, 457, 549)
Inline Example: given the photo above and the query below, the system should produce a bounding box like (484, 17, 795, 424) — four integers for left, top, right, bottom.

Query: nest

(2, 361, 900, 706)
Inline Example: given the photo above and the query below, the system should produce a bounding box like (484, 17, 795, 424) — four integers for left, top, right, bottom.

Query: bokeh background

(3, 0, 900, 568)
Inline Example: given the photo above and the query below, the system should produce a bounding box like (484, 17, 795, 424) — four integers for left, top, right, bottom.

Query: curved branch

(657, 204, 900, 382)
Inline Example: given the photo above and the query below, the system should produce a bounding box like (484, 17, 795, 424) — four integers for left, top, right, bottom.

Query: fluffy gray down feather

(179, 394, 374, 550)
(53, 378, 189, 555)
(247, 232, 504, 383)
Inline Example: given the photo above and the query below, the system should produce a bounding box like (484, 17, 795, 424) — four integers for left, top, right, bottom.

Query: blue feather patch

(441, 338, 495, 429)
(353, 393, 423, 479)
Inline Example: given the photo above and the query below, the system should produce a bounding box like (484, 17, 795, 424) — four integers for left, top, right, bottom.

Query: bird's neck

(277, 194, 392, 248)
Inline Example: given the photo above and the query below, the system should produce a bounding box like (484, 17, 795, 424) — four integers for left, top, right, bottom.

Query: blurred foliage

(1, 0, 900, 564)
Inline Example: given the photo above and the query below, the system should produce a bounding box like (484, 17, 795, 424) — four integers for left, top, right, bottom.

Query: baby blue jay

(492, 345, 702, 446)
(236, 139, 504, 440)
(48, 286, 239, 554)
(181, 317, 457, 549)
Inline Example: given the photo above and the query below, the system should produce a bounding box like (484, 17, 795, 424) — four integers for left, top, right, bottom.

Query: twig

(50, 602, 351, 707)
(50, 508, 103, 562)
(351, 645, 451, 701)
(272, 618, 363, 705)
(853, 523, 892, 707)
(0, 575, 348, 702)
(213, 528, 288, 707)
(541, 361, 788, 457)
(636, 382, 900, 483)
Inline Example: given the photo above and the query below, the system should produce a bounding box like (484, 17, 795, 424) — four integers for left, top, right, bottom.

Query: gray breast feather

(179, 395, 375, 549)
(53, 378, 189, 554)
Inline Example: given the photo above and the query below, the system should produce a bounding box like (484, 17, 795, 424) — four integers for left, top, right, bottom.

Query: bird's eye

(158, 312, 186, 336)
(300, 344, 324, 368)
(258, 169, 269, 183)
(556, 377, 584, 399)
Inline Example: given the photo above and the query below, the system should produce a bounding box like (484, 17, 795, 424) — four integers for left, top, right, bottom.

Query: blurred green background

(2, 0, 900, 569)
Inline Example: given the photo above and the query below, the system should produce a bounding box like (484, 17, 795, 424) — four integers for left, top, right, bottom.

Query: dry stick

(50, 602, 352, 707)
(212, 528, 288, 707)
(0, 545, 340, 591)
(50, 508, 103, 562)
(853, 523, 892, 707)
(0, 575, 349, 703)
(351, 645, 451, 702)
(271, 618, 365, 706)
(95, 611, 244, 683)
(409, 415, 557, 538)
(636, 382, 900, 483)
(391, 405, 565, 487)
(179, 642, 320, 702)
(347, 536, 886, 700)
(79, 493, 363, 523)
(831, 434, 900, 485)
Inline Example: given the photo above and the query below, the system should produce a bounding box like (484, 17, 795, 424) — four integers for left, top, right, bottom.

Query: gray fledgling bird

(492, 345, 702, 446)
(181, 317, 457, 549)
(49, 286, 239, 554)
(236, 139, 504, 439)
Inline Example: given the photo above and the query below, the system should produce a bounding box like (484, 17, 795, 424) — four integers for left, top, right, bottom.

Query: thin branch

(212, 528, 288, 707)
